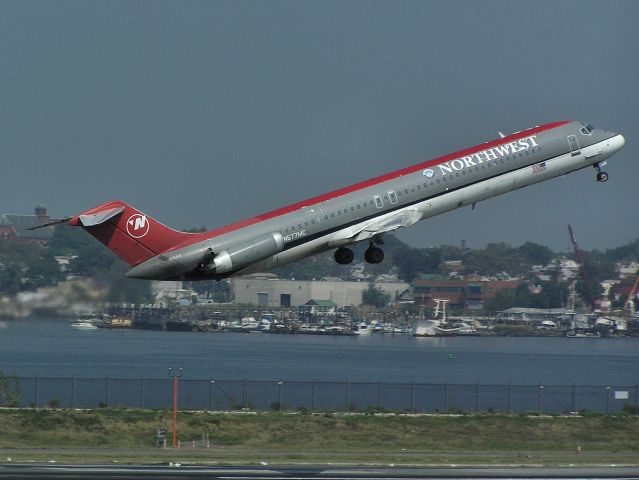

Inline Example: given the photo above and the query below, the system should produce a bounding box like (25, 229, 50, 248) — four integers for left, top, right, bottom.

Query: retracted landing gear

(334, 247, 354, 265)
(594, 162, 608, 182)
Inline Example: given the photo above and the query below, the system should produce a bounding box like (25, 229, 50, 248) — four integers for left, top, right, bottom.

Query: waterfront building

(230, 275, 409, 308)
(412, 275, 521, 312)
(298, 299, 338, 323)
(0, 206, 56, 243)
(496, 307, 575, 329)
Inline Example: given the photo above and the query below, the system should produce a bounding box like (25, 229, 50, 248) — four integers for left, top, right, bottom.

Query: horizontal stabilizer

(78, 206, 125, 227)
(26, 217, 72, 231)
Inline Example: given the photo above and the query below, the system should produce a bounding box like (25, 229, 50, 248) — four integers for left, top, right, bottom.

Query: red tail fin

(69, 201, 199, 266)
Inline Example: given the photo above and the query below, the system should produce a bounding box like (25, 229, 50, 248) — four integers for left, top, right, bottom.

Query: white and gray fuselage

(125, 121, 625, 280)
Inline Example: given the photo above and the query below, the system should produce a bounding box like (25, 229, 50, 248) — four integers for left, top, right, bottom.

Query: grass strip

(0, 409, 637, 465)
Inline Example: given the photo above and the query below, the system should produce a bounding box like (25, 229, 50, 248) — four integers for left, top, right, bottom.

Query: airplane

(42, 120, 625, 281)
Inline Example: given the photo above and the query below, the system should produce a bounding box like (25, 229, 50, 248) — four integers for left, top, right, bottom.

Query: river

(0, 318, 637, 386)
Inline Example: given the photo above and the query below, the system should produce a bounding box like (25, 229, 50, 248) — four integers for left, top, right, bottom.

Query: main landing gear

(333, 240, 385, 265)
(364, 245, 384, 264)
(334, 247, 354, 265)
(594, 162, 608, 182)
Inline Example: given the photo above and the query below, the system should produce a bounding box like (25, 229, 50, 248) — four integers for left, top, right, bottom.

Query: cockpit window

(580, 124, 594, 135)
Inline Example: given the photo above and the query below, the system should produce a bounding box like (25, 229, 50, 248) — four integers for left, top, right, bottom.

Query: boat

(70, 321, 98, 330)
(412, 298, 448, 337)
(352, 321, 373, 335)
(228, 317, 259, 332)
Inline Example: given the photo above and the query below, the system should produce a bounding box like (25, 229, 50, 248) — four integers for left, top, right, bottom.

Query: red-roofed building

(0, 206, 56, 243)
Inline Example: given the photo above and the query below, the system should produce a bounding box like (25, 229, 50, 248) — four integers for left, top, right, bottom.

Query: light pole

(168, 368, 183, 447)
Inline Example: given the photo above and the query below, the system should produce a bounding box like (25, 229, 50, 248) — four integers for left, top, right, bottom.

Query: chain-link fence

(3, 376, 637, 414)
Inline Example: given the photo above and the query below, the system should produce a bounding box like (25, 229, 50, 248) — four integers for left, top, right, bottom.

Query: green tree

(361, 283, 390, 307)
(484, 288, 517, 314)
(105, 262, 153, 304)
(391, 244, 441, 282)
(517, 242, 554, 266)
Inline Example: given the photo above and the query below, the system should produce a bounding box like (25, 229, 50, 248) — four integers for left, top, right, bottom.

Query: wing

(328, 207, 423, 247)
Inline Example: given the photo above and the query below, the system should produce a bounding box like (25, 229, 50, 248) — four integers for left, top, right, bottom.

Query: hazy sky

(1, 1, 637, 252)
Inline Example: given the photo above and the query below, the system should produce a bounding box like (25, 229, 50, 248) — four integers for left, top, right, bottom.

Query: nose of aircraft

(611, 133, 626, 154)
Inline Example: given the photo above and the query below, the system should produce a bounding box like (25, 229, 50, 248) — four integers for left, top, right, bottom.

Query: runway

(1, 464, 639, 480)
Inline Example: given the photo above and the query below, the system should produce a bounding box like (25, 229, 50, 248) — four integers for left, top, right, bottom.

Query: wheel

(364, 246, 384, 264)
(596, 171, 609, 182)
(334, 247, 354, 265)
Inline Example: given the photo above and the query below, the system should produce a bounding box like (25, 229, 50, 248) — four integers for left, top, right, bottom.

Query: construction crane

(568, 225, 596, 311)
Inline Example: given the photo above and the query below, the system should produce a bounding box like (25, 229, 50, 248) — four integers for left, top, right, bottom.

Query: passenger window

(311, 219, 315, 225)
(388, 190, 398, 204)
(374, 195, 384, 208)
(350, 206, 355, 211)
(356, 204, 361, 209)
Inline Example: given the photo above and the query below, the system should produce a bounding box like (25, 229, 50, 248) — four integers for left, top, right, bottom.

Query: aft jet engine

(208, 232, 285, 274)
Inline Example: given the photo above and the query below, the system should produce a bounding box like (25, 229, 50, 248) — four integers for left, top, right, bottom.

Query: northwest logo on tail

(126, 214, 150, 238)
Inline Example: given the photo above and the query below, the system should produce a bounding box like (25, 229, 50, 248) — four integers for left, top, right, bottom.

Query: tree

(517, 242, 554, 266)
(105, 261, 153, 304)
(484, 288, 517, 314)
(391, 244, 441, 282)
(362, 283, 390, 308)
(532, 281, 568, 309)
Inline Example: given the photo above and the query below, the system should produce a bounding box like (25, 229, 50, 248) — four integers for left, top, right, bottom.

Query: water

(1, 318, 638, 386)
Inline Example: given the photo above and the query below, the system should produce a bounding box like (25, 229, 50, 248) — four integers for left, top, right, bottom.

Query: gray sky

(1, 0, 637, 252)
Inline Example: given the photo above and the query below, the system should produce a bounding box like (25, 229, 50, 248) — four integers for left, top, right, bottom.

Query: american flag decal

(531, 162, 546, 174)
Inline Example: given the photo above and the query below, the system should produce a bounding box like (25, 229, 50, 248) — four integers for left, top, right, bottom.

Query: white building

(230, 275, 409, 308)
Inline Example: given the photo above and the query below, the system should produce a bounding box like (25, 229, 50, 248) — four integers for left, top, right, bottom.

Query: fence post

(208, 379, 214, 411)
(105, 376, 110, 407)
(277, 381, 283, 412)
(538, 384, 544, 415)
(311, 379, 316, 412)
(377, 381, 382, 410)
(71, 376, 75, 408)
(475, 383, 480, 412)
(140, 379, 145, 408)
(34, 376, 39, 408)
(606, 385, 611, 414)
(410, 382, 415, 413)
(243, 378, 248, 410)
(345, 380, 351, 412)
(444, 382, 449, 411)
(571, 383, 576, 413)
(507, 382, 511, 414)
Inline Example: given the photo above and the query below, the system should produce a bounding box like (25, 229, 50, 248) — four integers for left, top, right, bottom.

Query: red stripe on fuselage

(190, 121, 571, 245)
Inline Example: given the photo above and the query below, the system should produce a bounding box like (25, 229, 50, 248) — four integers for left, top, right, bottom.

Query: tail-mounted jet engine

(209, 232, 285, 274)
